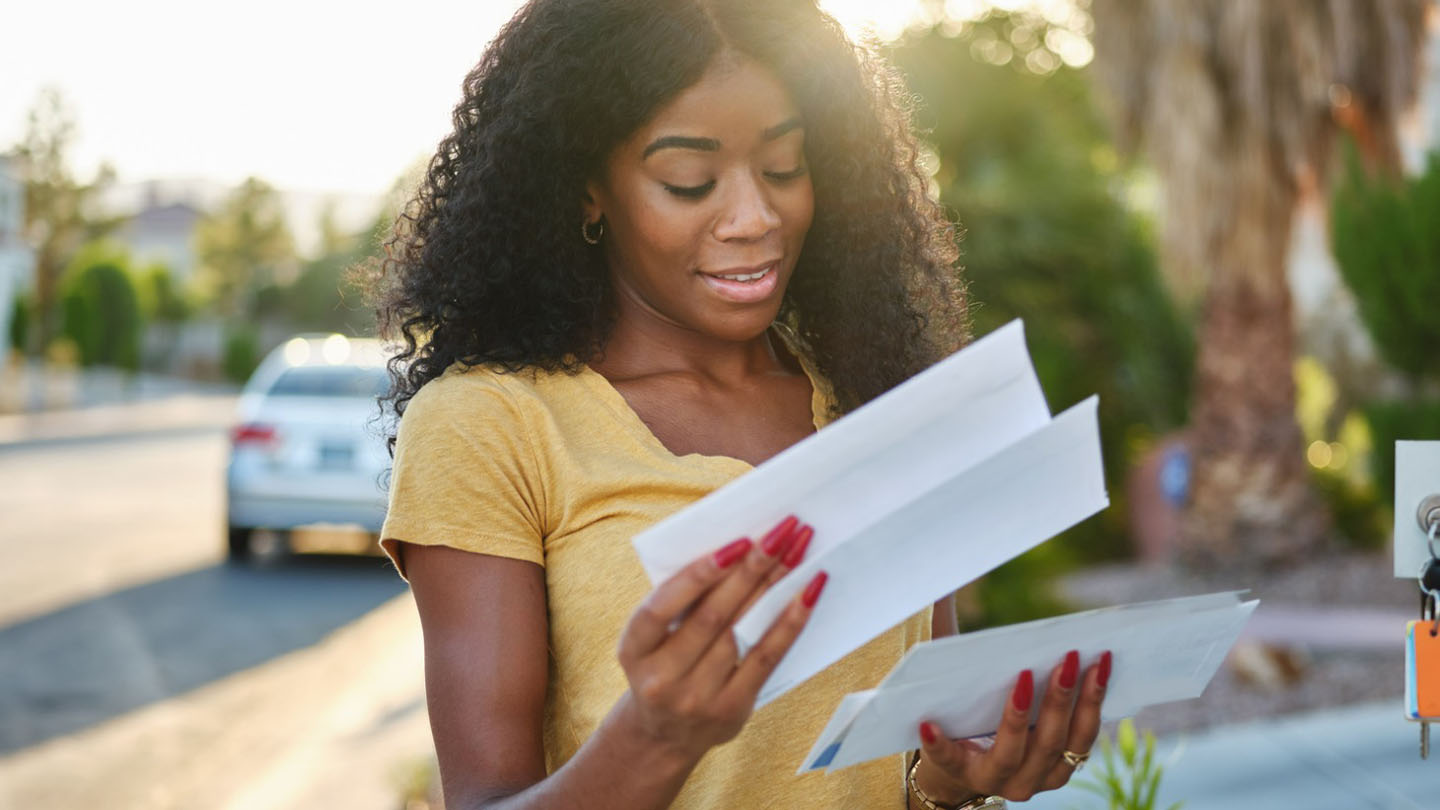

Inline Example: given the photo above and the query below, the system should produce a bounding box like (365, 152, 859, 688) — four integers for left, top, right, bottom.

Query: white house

(117, 181, 205, 283)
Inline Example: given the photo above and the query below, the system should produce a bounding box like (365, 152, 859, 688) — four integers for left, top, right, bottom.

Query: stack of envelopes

(802, 592, 1257, 772)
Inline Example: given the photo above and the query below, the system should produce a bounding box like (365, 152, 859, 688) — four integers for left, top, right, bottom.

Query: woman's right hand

(615, 515, 827, 761)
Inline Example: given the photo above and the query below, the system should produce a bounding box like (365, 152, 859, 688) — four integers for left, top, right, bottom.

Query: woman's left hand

(912, 649, 1113, 806)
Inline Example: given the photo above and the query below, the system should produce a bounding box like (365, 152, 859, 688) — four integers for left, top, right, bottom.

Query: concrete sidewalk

(1016, 700, 1436, 810)
(0, 394, 239, 448)
(1243, 605, 1416, 650)
(0, 362, 240, 448)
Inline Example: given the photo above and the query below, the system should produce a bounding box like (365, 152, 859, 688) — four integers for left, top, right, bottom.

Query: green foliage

(238, 199, 379, 336)
(891, 17, 1194, 569)
(1294, 357, 1388, 550)
(962, 541, 1076, 631)
(59, 245, 143, 370)
(273, 252, 375, 335)
(12, 88, 127, 353)
(1311, 468, 1389, 551)
(1073, 719, 1182, 810)
(222, 324, 261, 384)
(1331, 144, 1440, 535)
(133, 263, 191, 323)
(194, 177, 296, 318)
(1330, 145, 1440, 383)
(1364, 400, 1440, 509)
(8, 292, 29, 351)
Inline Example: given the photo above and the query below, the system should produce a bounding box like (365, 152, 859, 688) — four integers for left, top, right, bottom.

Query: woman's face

(585, 55, 814, 343)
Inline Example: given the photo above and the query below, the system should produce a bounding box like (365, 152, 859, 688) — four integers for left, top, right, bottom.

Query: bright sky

(1, 0, 935, 198)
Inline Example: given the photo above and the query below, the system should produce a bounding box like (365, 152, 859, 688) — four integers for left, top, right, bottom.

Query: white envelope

(630, 320, 1111, 706)
(801, 592, 1259, 773)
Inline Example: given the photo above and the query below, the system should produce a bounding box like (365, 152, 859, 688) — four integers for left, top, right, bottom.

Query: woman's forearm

(473, 692, 703, 810)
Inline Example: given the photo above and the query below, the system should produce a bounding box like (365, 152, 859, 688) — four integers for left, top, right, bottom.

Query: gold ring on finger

(1062, 750, 1089, 769)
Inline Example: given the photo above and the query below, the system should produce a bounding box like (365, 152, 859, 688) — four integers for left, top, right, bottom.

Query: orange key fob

(1407, 621, 1440, 719)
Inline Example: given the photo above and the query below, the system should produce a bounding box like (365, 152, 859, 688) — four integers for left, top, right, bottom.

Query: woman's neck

(588, 288, 785, 386)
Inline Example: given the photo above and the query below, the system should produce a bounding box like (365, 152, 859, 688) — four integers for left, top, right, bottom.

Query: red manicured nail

(1012, 669, 1034, 712)
(781, 525, 814, 567)
(713, 538, 751, 568)
(1098, 650, 1112, 688)
(801, 571, 828, 608)
(760, 515, 799, 556)
(919, 721, 938, 745)
(1060, 650, 1079, 689)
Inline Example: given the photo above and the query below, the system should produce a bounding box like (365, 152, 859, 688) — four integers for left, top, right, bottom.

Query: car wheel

(227, 527, 254, 563)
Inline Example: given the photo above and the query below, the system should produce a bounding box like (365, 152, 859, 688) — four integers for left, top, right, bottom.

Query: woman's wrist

(911, 752, 983, 807)
(498, 694, 703, 810)
(608, 691, 708, 774)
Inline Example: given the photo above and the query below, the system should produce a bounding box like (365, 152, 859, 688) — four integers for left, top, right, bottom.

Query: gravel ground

(1058, 551, 1415, 738)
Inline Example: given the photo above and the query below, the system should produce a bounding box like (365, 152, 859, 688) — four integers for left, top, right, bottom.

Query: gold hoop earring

(582, 219, 604, 245)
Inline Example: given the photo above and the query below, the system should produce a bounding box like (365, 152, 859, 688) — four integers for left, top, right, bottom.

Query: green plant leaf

(1118, 718, 1138, 768)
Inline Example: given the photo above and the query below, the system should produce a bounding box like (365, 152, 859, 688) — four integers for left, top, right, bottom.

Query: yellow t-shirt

(380, 341, 932, 809)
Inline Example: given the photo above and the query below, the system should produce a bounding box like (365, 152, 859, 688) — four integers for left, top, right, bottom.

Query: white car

(225, 334, 392, 562)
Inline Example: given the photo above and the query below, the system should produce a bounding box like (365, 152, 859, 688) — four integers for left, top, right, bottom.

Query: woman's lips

(698, 262, 779, 304)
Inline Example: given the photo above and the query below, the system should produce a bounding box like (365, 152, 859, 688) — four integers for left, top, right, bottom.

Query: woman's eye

(766, 166, 808, 182)
(663, 181, 715, 199)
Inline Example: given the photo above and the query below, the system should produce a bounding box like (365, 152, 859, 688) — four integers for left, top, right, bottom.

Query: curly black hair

(363, 0, 967, 455)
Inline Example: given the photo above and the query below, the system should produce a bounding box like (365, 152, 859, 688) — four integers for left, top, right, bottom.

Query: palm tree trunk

(1179, 166, 1329, 569)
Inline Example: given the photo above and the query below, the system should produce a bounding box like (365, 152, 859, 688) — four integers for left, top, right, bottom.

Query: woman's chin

(695, 307, 786, 344)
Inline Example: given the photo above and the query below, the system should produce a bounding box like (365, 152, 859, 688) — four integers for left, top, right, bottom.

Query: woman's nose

(714, 174, 782, 241)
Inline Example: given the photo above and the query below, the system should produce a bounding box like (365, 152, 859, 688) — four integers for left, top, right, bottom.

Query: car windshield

(267, 365, 389, 398)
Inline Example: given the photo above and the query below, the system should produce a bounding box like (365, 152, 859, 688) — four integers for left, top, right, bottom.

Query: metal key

(1421, 566, 1438, 760)
(1422, 589, 1433, 760)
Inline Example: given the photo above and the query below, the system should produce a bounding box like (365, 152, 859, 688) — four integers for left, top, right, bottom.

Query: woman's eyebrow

(641, 117, 804, 160)
(642, 136, 720, 159)
(762, 116, 803, 141)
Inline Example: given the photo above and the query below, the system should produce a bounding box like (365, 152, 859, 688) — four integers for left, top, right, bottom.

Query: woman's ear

(581, 182, 604, 224)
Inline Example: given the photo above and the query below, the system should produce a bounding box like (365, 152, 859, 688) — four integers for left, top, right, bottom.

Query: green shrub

(1330, 145, 1440, 384)
(222, 324, 261, 383)
(1364, 400, 1440, 508)
(134, 264, 191, 323)
(60, 255, 143, 371)
(962, 541, 1076, 631)
(1311, 468, 1389, 551)
(8, 291, 29, 352)
(283, 254, 374, 335)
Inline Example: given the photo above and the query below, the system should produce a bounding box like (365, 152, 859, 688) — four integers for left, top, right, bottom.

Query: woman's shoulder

(403, 359, 585, 427)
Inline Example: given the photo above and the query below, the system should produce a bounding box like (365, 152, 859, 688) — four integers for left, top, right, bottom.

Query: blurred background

(2, 1, 1438, 808)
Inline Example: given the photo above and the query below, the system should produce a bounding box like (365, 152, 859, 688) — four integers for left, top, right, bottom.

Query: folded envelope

(800, 592, 1259, 773)
(630, 320, 1110, 706)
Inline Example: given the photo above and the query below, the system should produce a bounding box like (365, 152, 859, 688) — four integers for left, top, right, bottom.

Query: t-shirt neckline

(577, 324, 828, 472)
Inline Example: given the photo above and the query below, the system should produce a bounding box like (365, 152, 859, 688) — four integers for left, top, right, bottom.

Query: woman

(368, 1, 1111, 807)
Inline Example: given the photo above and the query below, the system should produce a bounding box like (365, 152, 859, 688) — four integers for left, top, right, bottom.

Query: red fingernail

(1098, 650, 1112, 688)
(760, 515, 799, 556)
(801, 571, 828, 608)
(919, 721, 937, 745)
(1060, 650, 1079, 689)
(781, 525, 814, 567)
(713, 538, 751, 568)
(1012, 669, 1034, 712)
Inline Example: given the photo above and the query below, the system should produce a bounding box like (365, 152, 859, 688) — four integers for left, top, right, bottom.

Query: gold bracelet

(907, 757, 1006, 810)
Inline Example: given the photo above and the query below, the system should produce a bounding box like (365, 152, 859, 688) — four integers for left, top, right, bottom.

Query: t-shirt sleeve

(379, 373, 547, 581)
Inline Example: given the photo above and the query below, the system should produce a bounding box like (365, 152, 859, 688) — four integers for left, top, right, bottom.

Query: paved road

(0, 405, 433, 810)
